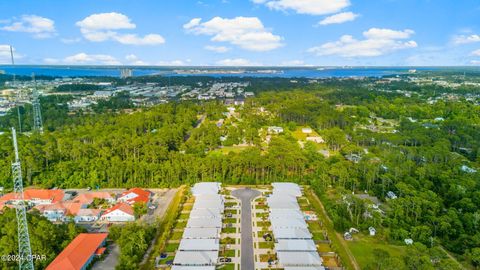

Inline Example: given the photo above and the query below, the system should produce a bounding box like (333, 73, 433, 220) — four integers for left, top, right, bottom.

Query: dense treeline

(0, 95, 74, 132)
(0, 82, 479, 267)
(0, 208, 84, 269)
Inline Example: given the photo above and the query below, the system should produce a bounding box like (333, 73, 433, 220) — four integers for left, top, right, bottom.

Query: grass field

(291, 126, 321, 140)
(304, 188, 357, 270)
(347, 234, 406, 269)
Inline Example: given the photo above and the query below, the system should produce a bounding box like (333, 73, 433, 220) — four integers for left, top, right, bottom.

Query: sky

(1, 0, 480, 66)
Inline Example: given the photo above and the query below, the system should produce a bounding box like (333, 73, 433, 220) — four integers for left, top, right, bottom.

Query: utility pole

(11, 127, 35, 270)
(31, 74, 43, 134)
(10, 45, 22, 132)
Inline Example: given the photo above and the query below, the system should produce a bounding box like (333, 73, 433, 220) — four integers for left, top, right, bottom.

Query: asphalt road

(232, 188, 261, 270)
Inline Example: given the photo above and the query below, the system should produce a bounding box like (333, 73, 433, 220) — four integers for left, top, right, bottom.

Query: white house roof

(271, 218, 308, 229)
(272, 182, 302, 197)
(191, 182, 221, 196)
(187, 217, 222, 228)
(173, 251, 218, 266)
(182, 228, 220, 239)
(268, 194, 298, 203)
(277, 251, 323, 266)
(267, 199, 300, 210)
(189, 208, 222, 218)
(193, 200, 224, 211)
(270, 209, 304, 219)
(275, 239, 317, 251)
(193, 196, 224, 206)
(273, 228, 312, 239)
(171, 266, 216, 270)
(194, 194, 224, 201)
(179, 239, 219, 251)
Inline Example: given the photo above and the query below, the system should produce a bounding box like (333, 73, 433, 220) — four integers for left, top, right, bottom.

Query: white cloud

(156, 60, 188, 66)
(76, 12, 135, 30)
(184, 16, 283, 51)
(216, 58, 261, 66)
(471, 49, 480, 56)
(318, 12, 358, 25)
(76, 12, 165, 45)
(125, 54, 149, 65)
(184, 18, 202, 29)
(205, 45, 230, 53)
(471, 60, 480, 65)
(63, 53, 121, 65)
(1, 15, 56, 38)
(452, 34, 480, 45)
(308, 28, 417, 57)
(113, 33, 165, 45)
(252, 0, 350, 15)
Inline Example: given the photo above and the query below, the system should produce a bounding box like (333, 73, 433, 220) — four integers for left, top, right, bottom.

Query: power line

(31, 73, 43, 134)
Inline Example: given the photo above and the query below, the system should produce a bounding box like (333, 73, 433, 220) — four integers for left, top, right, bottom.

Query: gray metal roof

(173, 251, 218, 266)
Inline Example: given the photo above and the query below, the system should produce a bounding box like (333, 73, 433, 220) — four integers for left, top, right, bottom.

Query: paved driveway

(232, 188, 261, 270)
(92, 243, 119, 270)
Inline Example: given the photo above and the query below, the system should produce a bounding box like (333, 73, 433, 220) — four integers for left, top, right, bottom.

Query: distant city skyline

(1, 0, 480, 66)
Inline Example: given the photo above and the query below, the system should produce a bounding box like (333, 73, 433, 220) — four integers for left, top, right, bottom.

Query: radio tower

(31, 74, 43, 134)
(11, 127, 35, 270)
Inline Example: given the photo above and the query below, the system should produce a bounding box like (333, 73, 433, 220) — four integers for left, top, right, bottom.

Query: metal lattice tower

(11, 127, 35, 270)
(31, 74, 43, 134)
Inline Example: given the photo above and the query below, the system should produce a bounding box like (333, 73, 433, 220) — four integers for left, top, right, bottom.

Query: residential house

(117, 188, 151, 205)
(46, 233, 108, 270)
(0, 189, 65, 206)
(74, 209, 102, 223)
(73, 192, 116, 205)
(100, 203, 135, 222)
(34, 202, 83, 222)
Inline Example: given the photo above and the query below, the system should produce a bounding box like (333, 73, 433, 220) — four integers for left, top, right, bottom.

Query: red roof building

(73, 192, 115, 205)
(100, 203, 135, 222)
(46, 233, 108, 270)
(0, 189, 64, 205)
(118, 188, 151, 205)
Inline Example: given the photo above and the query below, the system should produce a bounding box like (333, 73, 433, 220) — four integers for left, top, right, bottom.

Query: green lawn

(256, 212, 268, 218)
(255, 204, 267, 209)
(307, 221, 322, 232)
(221, 237, 236, 245)
(173, 220, 187, 230)
(223, 218, 237, 224)
(178, 213, 190, 220)
(259, 241, 274, 249)
(165, 242, 179, 252)
(291, 126, 320, 140)
(170, 231, 183, 240)
(219, 249, 236, 257)
(225, 209, 237, 215)
(217, 263, 235, 270)
(347, 234, 407, 269)
(225, 202, 237, 207)
(257, 221, 271, 228)
(222, 227, 236, 234)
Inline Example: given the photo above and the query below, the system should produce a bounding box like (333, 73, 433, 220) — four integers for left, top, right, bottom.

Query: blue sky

(1, 0, 480, 66)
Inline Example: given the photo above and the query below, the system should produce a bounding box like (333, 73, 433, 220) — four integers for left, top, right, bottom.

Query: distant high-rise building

(120, 68, 133, 78)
